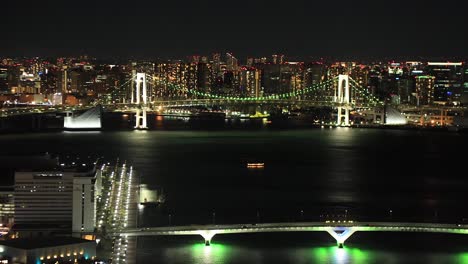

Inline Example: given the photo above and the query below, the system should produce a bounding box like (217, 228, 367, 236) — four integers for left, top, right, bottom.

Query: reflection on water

(2, 127, 468, 263)
(310, 247, 373, 264)
(191, 244, 230, 264)
(137, 239, 468, 264)
(459, 253, 468, 264)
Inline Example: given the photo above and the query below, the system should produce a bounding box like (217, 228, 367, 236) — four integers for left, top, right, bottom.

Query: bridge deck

(116, 222, 468, 237)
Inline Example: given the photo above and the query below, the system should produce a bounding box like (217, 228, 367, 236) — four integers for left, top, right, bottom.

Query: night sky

(2, 0, 468, 59)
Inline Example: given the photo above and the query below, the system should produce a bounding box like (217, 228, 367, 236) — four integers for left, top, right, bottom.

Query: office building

(463, 66, 468, 105)
(427, 62, 464, 104)
(272, 54, 284, 64)
(226, 53, 238, 72)
(0, 67, 8, 93)
(239, 67, 261, 97)
(13, 164, 101, 238)
(0, 186, 14, 227)
(415, 75, 435, 105)
(396, 77, 415, 104)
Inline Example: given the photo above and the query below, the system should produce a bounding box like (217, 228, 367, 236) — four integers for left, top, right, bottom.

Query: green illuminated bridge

(113, 221, 468, 248)
(125, 74, 383, 128)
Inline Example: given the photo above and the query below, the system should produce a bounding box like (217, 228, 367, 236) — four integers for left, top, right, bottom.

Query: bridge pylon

(336, 75, 350, 126)
(133, 73, 149, 129)
(326, 227, 355, 248)
(200, 231, 216, 246)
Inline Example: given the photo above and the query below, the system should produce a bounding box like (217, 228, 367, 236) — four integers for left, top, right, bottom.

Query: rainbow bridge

(112, 221, 468, 248)
(124, 73, 383, 128)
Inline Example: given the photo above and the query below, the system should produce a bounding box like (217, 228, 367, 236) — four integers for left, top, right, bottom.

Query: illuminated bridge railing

(112, 222, 468, 248)
(107, 100, 379, 110)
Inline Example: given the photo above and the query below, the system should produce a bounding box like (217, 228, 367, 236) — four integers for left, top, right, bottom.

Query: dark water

(1, 124, 468, 263)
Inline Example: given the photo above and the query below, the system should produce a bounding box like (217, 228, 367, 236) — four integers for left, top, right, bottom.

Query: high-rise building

(197, 62, 212, 92)
(396, 77, 415, 105)
(185, 62, 198, 93)
(415, 75, 435, 105)
(272, 54, 284, 64)
(259, 63, 302, 96)
(259, 64, 281, 95)
(0, 186, 14, 226)
(367, 65, 384, 100)
(254, 57, 268, 64)
(239, 67, 261, 97)
(304, 63, 327, 86)
(212, 53, 221, 75)
(7, 66, 21, 93)
(0, 67, 8, 92)
(70, 70, 82, 94)
(462, 66, 468, 105)
(246, 58, 254, 67)
(226, 53, 238, 72)
(57, 66, 69, 94)
(427, 62, 464, 104)
(14, 165, 101, 237)
(0, 67, 8, 94)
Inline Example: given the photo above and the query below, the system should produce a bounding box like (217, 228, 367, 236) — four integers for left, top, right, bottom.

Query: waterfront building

(0, 237, 96, 264)
(0, 186, 14, 227)
(13, 163, 101, 238)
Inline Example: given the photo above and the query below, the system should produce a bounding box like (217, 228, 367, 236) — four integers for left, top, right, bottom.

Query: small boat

(250, 111, 270, 119)
(247, 163, 265, 169)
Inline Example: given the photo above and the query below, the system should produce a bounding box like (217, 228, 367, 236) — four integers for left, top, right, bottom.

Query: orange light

(247, 163, 265, 169)
(83, 234, 95, 241)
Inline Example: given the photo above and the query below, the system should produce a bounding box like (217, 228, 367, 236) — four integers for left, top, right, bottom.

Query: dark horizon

(3, 54, 468, 64)
(3, 0, 468, 59)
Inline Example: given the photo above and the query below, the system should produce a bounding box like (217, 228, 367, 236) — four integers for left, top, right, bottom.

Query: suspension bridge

(0, 73, 384, 129)
(124, 72, 383, 129)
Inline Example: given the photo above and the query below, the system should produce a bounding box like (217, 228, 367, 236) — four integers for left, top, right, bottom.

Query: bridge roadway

(113, 221, 468, 248)
(0, 105, 91, 117)
(109, 99, 378, 109)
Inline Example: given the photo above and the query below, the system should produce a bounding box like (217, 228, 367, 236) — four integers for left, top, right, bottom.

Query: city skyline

(2, 0, 468, 58)
(2, 1, 468, 264)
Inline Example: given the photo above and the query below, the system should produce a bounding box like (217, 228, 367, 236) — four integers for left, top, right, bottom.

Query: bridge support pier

(200, 231, 216, 246)
(337, 107, 350, 126)
(133, 73, 149, 129)
(135, 108, 148, 129)
(335, 75, 351, 127)
(326, 227, 356, 248)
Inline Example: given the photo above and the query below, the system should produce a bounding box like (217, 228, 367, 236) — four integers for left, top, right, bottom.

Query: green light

(458, 252, 468, 264)
(191, 243, 230, 263)
(311, 247, 329, 261)
(311, 246, 373, 264)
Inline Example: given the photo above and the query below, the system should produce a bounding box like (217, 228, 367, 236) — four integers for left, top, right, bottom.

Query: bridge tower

(133, 73, 148, 129)
(336, 75, 350, 126)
